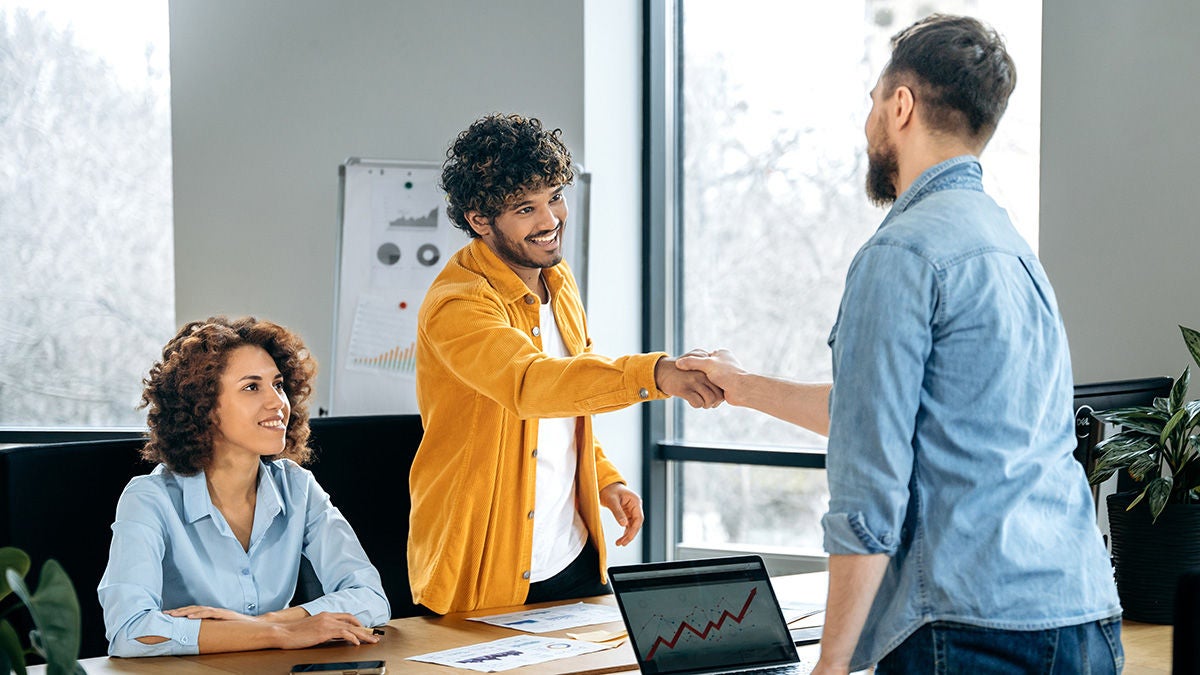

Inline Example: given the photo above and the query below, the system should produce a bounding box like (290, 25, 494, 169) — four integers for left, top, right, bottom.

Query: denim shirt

(98, 459, 390, 657)
(821, 156, 1121, 670)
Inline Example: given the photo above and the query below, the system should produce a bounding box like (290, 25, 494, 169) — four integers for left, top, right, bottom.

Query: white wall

(171, 0, 647, 562)
(1040, 0, 1200, 383)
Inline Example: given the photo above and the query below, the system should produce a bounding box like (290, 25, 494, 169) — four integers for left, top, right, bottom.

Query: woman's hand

(274, 612, 380, 650)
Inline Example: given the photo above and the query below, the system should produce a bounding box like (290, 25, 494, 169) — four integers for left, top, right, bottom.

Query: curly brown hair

(440, 113, 575, 237)
(140, 316, 317, 475)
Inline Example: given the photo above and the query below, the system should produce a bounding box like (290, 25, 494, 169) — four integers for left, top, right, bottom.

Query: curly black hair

(140, 316, 316, 475)
(440, 113, 575, 237)
(884, 14, 1016, 145)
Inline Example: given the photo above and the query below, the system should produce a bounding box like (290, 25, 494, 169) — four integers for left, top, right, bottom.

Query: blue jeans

(876, 617, 1124, 674)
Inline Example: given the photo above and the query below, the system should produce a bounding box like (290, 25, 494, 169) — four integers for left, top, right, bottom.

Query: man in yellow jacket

(409, 113, 721, 614)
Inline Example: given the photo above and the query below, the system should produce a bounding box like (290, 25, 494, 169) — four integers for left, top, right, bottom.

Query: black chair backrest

(306, 414, 427, 619)
(0, 413, 427, 659)
(0, 438, 153, 659)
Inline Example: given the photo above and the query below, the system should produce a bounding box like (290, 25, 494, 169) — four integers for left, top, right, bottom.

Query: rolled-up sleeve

(822, 244, 936, 556)
(97, 483, 201, 657)
(296, 473, 391, 626)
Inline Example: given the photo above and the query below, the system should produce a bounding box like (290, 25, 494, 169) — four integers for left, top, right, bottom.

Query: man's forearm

(816, 553, 889, 674)
(730, 374, 831, 436)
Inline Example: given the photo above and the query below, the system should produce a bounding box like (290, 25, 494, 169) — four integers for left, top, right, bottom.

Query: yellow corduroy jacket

(408, 239, 667, 614)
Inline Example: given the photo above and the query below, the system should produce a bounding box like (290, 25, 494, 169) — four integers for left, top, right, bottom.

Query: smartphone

(289, 660, 386, 675)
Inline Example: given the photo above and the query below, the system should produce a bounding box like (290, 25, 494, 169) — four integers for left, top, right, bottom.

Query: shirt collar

(466, 238, 567, 304)
(179, 460, 285, 524)
(882, 155, 983, 225)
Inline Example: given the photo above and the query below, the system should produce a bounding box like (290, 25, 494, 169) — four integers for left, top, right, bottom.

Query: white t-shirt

(529, 292, 589, 582)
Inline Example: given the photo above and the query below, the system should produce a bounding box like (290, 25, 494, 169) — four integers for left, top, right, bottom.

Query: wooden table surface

(32, 572, 1170, 674)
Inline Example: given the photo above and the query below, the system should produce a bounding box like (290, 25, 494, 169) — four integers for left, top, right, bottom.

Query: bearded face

(865, 113, 900, 207)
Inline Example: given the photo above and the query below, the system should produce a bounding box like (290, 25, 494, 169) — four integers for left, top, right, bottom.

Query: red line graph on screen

(645, 586, 758, 659)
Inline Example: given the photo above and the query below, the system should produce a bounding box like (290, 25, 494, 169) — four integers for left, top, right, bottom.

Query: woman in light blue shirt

(98, 316, 390, 657)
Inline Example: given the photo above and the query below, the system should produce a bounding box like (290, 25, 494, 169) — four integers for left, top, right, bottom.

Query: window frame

(641, 0, 827, 563)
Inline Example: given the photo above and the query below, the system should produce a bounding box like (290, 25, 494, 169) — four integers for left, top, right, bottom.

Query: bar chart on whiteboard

(347, 293, 419, 377)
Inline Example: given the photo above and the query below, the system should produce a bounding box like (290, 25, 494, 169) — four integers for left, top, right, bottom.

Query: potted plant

(0, 547, 85, 674)
(1089, 325, 1200, 623)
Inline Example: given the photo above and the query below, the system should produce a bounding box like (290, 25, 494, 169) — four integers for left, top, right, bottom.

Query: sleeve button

(638, 388, 650, 399)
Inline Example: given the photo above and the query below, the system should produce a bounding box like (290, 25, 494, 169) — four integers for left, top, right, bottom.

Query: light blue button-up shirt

(98, 459, 390, 657)
(821, 156, 1121, 670)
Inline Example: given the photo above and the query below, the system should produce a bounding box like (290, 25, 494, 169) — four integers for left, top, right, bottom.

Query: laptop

(609, 555, 817, 675)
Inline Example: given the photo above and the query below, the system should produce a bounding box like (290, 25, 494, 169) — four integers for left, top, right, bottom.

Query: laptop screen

(609, 557, 798, 675)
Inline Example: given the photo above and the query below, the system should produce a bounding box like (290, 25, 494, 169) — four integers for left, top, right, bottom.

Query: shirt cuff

(116, 613, 201, 656)
(821, 511, 897, 555)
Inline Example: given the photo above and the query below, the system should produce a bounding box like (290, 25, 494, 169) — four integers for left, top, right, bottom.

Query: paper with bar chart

(347, 292, 419, 377)
(628, 581, 786, 670)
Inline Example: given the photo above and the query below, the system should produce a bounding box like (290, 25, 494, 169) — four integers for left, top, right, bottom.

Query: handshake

(653, 348, 744, 409)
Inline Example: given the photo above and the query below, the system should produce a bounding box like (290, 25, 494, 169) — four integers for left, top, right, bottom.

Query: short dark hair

(440, 113, 575, 237)
(882, 14, 1016, 145)
(140, 316, 316, 475)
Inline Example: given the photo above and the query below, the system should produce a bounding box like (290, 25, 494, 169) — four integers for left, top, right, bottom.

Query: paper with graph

(406, 636, 607, 672)
(466, 602, 622, 633)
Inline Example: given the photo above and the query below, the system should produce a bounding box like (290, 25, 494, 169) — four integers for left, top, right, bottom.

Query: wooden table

(33, 573, 1169, 674)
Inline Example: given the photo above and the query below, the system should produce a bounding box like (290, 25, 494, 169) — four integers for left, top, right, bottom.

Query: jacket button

(527, 510, 535, 519)
(638, 387, 650, 399)
(531, 449, 538, 458)
(524, 294, 536, 304)
(522, 570, 531, 580)
(532, 326, 541, 337)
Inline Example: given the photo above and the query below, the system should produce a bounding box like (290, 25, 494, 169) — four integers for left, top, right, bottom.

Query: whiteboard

(330, 158, 590, 415)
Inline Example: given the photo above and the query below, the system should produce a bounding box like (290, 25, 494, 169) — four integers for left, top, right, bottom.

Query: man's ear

(465, 211, 492, 238)
(892, 85, 916, 131)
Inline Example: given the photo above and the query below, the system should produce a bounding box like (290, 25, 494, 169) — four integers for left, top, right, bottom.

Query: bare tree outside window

(0, 1, 173, 429)
(675, 0, 1041, 552)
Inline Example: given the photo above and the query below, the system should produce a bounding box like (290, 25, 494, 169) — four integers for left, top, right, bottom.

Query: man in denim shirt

(679, 14, 1122, 674)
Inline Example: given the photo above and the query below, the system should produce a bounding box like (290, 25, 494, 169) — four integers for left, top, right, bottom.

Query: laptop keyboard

(721, 656, 818, 675)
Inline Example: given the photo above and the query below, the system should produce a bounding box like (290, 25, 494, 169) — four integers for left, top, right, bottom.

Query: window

(0, 1, 173, 433)
(646, 0, 1041, 562)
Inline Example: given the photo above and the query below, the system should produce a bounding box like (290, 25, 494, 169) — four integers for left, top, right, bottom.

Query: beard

(491, 222, 565, 271)
(865, 130, 900, 207)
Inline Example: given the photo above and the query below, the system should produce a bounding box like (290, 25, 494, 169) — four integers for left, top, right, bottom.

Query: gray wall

(1041, 1, 1200, 383)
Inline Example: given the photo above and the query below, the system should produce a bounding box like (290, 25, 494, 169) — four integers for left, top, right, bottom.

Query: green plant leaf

(4, 561, 81, 674)
(1147, 475, 1174, 521)
(1170, 367, 1190, 412)
(1161, 407, 1189, 448)
(0, 548, 31, 602)
(1186, 400, 1200, 427)
(1128, 453, 1162, 482)
(0, 618, 27, 675)
(1091, 437, 1156, 476)
(1099, 407, 1169, 435)
(1182, 325, 1200, 371)
(1154, 396, 1171, 413)
(1127, 487, 1148, 510)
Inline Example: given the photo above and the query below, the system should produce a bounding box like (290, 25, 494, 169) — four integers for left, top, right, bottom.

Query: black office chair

(1175, 570, 1200, 674)
(299, 414, 431, 619)
(0, 438, 153, 659)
